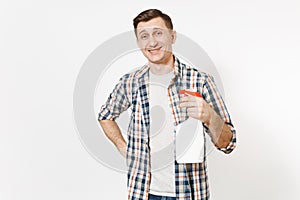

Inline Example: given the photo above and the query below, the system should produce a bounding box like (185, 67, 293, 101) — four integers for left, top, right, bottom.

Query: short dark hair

(133, 9, 173, 33)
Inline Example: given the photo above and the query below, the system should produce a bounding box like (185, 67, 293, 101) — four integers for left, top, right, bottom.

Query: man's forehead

(136, 27, 169, 33)
(136, 17, 169, 30)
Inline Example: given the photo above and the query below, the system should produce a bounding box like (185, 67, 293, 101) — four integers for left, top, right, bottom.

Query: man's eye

(141, 34, 148, 40)
(155, 31, 163, 36)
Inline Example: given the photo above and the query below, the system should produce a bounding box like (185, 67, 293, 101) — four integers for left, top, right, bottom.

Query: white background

(2, 0, 300, 199)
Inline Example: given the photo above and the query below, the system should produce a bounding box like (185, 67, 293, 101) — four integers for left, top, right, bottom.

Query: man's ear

(136, 37, 142, 49)
(134, 30, 141, 47)
(171, 30, 177, 44)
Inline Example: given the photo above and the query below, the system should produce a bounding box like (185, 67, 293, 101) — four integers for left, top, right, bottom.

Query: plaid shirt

(98, 56, 236, 200)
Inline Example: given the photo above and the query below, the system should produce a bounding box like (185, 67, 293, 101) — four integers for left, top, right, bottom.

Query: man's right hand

(99, 120, 127, 158)
(117, 145, 127, 158)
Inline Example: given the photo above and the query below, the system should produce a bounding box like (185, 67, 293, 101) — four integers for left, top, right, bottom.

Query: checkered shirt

(98, 56, 236, 200)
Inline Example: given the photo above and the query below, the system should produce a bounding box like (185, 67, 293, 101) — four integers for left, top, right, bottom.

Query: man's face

(136, 17, 176, 65)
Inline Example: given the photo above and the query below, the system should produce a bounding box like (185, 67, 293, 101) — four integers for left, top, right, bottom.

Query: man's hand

(99, 120, 127, 158)
(117, 144, 127, 158)
(179, 91, 233, 149)
(179, 92, 213, 126)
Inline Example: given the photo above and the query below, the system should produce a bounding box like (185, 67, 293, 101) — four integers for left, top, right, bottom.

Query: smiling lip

(148, 47, 162, 54)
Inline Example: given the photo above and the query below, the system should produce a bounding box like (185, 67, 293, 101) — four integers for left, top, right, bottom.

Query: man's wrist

(206, 110, 225, 144)
(206, 107, 217, 128)
(117, 144, 127, 157)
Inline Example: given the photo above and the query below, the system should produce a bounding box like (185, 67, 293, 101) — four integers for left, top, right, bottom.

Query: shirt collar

(173, 55, 183, 79)
(136, 55, 183, 79)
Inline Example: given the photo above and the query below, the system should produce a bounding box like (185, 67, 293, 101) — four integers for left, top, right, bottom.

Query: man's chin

(148, 58, 165, 64)
(146, 54, 164, 63)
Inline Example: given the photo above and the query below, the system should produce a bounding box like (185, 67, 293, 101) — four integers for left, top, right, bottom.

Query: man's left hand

(179, 93, 213, 126)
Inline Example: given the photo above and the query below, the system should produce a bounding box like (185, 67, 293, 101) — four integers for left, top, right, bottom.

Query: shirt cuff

(98, 106, 115, 121)
(217, 129, 237, 154)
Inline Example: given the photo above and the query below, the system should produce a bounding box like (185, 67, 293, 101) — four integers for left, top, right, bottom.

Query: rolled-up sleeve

(98, 76, 130, 121)
(219, 123, 236, 154)
(201, 74, 237, 154)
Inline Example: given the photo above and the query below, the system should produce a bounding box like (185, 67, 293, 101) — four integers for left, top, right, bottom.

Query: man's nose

(148, 35, 158, 47)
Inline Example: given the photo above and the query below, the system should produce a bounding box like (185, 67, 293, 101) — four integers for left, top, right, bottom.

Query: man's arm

(180, 95, 233, 149)
(180, 74, 236, 154)
(206, 107, 233, 149)
(99, 120, 126, 157)
(97, 75, 131, 157)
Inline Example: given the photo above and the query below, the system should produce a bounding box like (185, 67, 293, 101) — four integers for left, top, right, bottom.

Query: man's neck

(149, 56, 174, 75)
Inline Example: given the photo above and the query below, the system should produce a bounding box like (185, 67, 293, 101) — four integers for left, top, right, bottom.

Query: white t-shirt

(149, 69, 176, 197)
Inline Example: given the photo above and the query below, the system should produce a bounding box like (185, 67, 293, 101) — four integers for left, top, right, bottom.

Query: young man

(98, 9, 236, 200)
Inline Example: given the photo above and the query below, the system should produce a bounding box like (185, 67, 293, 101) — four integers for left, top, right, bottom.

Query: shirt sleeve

(201, 74, 237, 154)
(98, 76, 131, 121)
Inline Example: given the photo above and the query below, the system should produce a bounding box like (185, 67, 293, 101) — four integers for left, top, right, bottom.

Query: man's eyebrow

(137, 27, 165, 35)
(137, 29, 147, 35)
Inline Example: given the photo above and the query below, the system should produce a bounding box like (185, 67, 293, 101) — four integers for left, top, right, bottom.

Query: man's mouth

(148, 47, 162, 54)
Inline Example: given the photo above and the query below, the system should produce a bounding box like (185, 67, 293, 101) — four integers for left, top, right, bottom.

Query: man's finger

(180, 95, 195, 102)
(179, 101, 197, 108)
(187, 107, 199, 113)
(179, 89, 202, 97)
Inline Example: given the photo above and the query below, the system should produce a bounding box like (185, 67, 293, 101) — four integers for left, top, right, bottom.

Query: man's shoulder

(118, 64, 148, 83)
(179, 61, 211, 80)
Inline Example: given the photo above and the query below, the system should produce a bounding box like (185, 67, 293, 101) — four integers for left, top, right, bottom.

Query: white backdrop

(1, 0, 300, 199)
